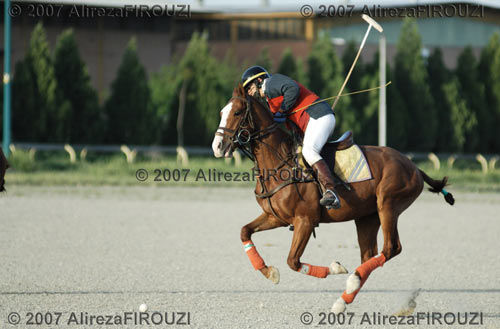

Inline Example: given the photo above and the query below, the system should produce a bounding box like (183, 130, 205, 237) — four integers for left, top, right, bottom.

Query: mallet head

(362, 14, 383, 33)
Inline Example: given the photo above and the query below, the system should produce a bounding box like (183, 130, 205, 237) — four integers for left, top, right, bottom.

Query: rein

(216, 95, 316, 226)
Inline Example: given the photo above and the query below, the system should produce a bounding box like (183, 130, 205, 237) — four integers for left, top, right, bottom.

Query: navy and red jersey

(263, 74, 332, 134)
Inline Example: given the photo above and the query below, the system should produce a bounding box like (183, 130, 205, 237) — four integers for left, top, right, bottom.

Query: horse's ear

(237, 83, 245, 96)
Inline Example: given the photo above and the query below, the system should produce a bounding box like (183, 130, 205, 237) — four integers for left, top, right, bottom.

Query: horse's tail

(419, 169, 455, 205)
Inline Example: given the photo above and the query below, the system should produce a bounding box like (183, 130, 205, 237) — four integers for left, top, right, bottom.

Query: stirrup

(320, 189, 341, 209)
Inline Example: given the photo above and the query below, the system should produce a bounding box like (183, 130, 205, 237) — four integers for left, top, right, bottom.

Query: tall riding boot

(312, 159, 341, 209)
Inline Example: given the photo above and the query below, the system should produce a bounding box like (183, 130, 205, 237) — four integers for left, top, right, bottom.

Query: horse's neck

(252, 125, 293, 170)
(248, 100, 294, 169)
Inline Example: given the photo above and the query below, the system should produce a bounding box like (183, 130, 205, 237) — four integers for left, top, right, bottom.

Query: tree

(455, 46, 485, 152)
(255, 47, 273, 72)
(307, 34, 351, 137)
(54, 29, 101, 143)
(427, 48, 453, 152)
(150, 32, 236, 146)
(104, 38, 155, 144)
(478, 33, 500, 152)
(295, 57, 308, 86)
(386, 61, 408, 150)
(394, 18, 436, 151)
(12, 59, 34, 141)
(277, 48, 298, 80)
(357, 68, 379, 145)
(12, 23, 58, 142)
(149, 64, 180, 145)
(442, 78, 478, 152)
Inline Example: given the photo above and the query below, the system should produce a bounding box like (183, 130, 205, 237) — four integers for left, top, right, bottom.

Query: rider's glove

(273, 112, 287, 123)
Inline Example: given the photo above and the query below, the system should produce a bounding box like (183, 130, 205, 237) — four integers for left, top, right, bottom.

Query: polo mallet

(331, 14, 383, 111)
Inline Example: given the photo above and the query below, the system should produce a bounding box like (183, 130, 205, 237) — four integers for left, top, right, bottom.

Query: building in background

(1, 0, 499, 96)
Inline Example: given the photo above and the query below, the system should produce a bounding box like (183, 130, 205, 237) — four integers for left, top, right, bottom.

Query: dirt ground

(0, 186, 498, 328)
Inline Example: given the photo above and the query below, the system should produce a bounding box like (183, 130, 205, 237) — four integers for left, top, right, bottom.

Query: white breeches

(302, 114, 336, 165)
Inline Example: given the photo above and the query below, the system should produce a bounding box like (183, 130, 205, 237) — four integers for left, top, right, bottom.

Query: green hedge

(6, 19, 500, 153)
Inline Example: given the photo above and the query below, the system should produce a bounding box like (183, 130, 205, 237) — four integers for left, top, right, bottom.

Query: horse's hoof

(329, 261, 348, 275)
(331, 298, 346, 314)
(346, 273, 361, 294)
(267, 266, 280, 284)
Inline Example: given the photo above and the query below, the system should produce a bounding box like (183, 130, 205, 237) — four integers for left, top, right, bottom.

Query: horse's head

(212, 84, 274, 158)
(0, 147, 9, 192)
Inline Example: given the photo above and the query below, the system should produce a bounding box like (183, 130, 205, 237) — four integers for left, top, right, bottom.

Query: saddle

(295, 130, 372, 186)
(324, 131, 354, 151)
(319, 131, 354, 175)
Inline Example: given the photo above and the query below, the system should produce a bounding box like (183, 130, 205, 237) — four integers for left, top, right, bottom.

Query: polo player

(241, 66, 341, 209)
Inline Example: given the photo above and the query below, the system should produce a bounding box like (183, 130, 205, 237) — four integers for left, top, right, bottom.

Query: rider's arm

(265, 74, 300, 113)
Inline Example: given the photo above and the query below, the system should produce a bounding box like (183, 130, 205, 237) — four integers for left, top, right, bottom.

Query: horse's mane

(232, 83, 273, 123)
(233, 84, 296, 153)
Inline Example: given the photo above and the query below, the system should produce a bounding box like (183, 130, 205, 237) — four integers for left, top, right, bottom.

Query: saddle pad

(333, 144, 372, 183)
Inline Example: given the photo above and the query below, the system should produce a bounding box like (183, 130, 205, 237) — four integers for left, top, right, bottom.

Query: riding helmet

(242, 66, 270, 88)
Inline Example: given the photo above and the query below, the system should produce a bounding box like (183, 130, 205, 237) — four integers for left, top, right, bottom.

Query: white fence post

(80, 148, 87, 161)
(489, 156, 498, 171)
(224, 151, 242, 167)
(447, 155, 456, 169)
(64, 144, 76, 163)
(428, 152, 440, 170)
(29, 148, 36, 161)
(120, 145, 137, 164)
(176, 146, 189, 166)
(234, 151, 242, 167)
(476, 154, 488, 173)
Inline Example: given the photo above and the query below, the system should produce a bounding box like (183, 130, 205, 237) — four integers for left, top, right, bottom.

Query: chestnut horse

(0, 147, 8, 192)
(212, 85, 454, 313)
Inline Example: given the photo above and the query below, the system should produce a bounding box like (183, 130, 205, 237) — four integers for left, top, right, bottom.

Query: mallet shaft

(331, 25, 372, 111)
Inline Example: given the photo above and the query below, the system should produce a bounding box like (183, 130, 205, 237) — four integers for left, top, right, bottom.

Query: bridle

(215, 95, 317, 227)
(215, 95, 278, 161)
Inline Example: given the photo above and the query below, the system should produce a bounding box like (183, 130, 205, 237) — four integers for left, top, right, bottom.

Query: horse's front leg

(241, 212, 286, 284)
(287, 218, 348, 278)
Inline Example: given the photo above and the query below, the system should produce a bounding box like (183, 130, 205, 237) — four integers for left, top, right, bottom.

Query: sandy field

(0, 185, 498, 328)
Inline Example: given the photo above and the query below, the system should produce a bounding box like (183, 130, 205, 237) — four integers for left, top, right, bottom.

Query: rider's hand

(248, 84, 258, 97)
(273, 112, 286, 123)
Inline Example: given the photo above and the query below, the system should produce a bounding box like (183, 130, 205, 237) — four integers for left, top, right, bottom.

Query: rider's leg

(302, 113, 341, 209)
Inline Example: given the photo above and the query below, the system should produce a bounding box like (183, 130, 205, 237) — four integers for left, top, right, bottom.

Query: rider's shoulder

(269, 73, 290, 81)
(268, 73, 297, 87)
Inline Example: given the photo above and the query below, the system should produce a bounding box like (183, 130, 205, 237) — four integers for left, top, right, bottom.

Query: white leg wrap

(346, 273, 361, 294)
(267, 266, 280, 284)
(329, 261, 348, 275)
(331, 297, 346, 314)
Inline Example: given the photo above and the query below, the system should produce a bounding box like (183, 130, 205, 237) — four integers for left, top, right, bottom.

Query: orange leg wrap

(243, 240, 266, 270)
(341, 253, 386, 304)
(298, 263, 329, 278)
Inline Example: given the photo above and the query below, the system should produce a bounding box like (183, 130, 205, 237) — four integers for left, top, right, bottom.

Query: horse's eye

(234, 111, 242, 116)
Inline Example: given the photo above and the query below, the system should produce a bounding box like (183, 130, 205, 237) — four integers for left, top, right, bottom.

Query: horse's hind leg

(332, 213, 386, 313)
(286, 218, 347, 279)
(337, 207, 402, 297)
(355, 214, 381, 262)
(241, 212, 286, 284)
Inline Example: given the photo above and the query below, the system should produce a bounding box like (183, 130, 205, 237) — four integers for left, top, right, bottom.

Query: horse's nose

(212, 135, 224, 157)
